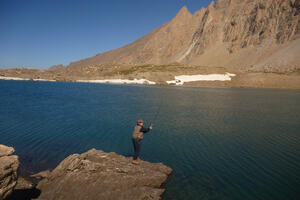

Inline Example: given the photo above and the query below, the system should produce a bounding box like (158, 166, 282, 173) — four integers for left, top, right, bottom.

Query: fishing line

(150, 87, 164, 126)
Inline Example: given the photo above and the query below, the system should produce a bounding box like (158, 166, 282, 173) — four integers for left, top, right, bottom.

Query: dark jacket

(132, 125, 150, 140)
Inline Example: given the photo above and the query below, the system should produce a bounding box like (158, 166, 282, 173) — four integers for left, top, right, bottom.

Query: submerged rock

(0, 144, 19, 200)
(36, 149, 172, 200)
(30, 170, 51, 180)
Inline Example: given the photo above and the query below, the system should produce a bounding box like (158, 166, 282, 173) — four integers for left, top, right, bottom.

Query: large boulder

(0, 144, 19, 200)
(36, 149, 172, 200)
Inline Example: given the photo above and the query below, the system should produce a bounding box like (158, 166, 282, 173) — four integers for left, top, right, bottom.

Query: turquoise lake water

(0, 80, 299, 200)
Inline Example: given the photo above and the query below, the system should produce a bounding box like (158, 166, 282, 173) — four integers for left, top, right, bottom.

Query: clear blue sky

(0, 0, 213, 69)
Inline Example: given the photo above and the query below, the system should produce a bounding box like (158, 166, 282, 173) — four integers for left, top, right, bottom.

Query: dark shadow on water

(7, 188, 41, 200)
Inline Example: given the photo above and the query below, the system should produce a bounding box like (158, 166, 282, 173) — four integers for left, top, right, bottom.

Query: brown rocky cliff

(186, 0, 300, 71)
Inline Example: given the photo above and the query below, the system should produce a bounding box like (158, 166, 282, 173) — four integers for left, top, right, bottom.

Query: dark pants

(132, 138, 141, 160)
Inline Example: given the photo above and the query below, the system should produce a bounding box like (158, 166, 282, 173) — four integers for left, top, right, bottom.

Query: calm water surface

(0, 80, 299, 200)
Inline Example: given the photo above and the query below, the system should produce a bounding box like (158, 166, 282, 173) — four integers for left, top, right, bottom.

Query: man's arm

(140, 126, 152, 133)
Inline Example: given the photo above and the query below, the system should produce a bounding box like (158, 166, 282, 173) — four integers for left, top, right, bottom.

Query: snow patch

(76, 79, 156, 85)
(0, 76, 30, 81)
(33, 79, 55, 82)
(166, 73, 236, 85)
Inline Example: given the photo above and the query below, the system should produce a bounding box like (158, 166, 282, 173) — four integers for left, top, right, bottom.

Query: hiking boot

(132, 159, 139, 164)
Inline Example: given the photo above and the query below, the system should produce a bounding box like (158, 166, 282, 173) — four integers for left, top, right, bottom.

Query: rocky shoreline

(0, 145, 172, 200)
(1, 66, 300, 89)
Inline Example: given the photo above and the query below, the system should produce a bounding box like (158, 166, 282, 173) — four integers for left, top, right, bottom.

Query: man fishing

(132, 119, 152, 164)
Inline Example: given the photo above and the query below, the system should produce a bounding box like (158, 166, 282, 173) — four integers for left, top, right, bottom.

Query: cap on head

(137, 119, 143, 124)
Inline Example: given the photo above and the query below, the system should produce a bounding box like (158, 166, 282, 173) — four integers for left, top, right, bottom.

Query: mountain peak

(175, 6, 192, 18)
(208, 1, 216, 10)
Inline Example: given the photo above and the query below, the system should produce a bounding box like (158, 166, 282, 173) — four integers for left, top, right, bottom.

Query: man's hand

(149, 125, 153, 130)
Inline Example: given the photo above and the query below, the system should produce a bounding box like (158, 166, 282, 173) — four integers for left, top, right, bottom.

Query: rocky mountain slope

(67, 0, 300, 73)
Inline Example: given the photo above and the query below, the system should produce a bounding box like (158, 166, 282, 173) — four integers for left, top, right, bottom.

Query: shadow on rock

(6, 187, 41, 200)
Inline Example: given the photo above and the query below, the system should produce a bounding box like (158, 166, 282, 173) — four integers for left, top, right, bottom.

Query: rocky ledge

(0, 145, 172, 200)
(35, 148, 172, 200)
(0, 145, 19, 200)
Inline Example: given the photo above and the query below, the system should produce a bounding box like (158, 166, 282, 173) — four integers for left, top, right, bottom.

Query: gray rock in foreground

(0, 144, 19, 200)
(36, 149, 172, 200)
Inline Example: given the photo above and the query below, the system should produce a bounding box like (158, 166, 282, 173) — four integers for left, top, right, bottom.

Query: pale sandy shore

(0, 76, 30, 81)
(0, 76, 55, 82)
(166, 73, 236, 85)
